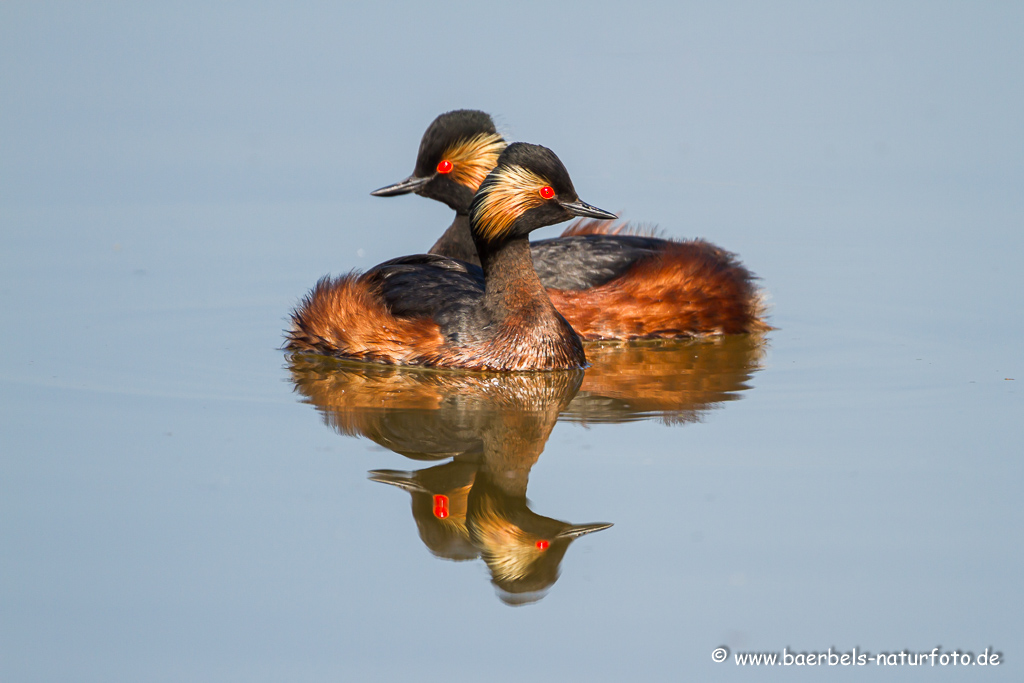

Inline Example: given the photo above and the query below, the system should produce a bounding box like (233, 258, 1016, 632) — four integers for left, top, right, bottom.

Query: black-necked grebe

(372, 110, 768, 340)
(287, 143, 615, 371)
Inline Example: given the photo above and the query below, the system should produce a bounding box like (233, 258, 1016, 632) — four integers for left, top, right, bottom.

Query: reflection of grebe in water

(286, 337, 766, 603)
(566, 335, 768, 425)
(288, 358, 610, 603)
(369, 451, 611, 606)
(287, 358, 583, 459)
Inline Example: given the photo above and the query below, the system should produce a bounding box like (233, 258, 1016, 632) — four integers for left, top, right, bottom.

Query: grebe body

(288, 143, 615, 371)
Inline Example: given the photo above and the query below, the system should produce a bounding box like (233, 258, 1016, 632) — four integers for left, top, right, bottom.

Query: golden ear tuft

(472, 165, 550, 241)
(443, 132, 507, 191)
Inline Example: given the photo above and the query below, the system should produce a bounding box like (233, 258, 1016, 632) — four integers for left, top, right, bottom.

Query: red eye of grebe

(432, 494, 449, 519)
(436, 160, 453, 174)
(535, 539, 550, 550)
(539, 186, 555, 200)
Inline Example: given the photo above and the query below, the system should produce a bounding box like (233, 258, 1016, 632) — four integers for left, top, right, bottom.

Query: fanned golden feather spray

(444, 132, 506, 191)
(472, 164, 551, 241)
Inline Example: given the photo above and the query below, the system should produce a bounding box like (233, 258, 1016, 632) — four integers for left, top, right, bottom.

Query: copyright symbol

(712, 646, 729, 663)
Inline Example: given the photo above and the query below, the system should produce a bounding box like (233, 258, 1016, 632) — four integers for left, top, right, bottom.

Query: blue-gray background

(2, 2, 1021, 681)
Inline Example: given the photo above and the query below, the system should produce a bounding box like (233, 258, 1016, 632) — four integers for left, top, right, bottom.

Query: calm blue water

(2, 3, 1021, 681)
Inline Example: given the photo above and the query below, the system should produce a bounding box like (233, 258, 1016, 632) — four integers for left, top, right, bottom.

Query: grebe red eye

(536, 540, 550, 550)
(436, 160, 453, 174)
(539, 186, 555, 200)
(432, 494, 449, 519)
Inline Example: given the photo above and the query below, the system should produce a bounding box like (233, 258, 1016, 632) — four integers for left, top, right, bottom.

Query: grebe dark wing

(529, 234, 664, 290)
(371, 253, 483, 277)
(365, 254, 486, 325)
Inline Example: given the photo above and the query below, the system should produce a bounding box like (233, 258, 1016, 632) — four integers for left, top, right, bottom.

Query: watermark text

(711, 646, 1002, 667)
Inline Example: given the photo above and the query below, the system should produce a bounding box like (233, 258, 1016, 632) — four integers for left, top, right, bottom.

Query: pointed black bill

(561, 199, 617, 220)
(556, 522, 614, 539)
(370, 174, 432, 197)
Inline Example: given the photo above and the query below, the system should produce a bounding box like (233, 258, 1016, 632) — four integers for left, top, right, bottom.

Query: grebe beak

(560, 199, 617, 221)
(370, 174, 432, 197)
(556, 522, 614, 539)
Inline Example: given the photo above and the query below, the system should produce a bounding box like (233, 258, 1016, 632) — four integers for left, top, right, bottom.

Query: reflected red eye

(539, 186, 555, 200)
(432, 494, 449, 519)
(436, 160, 453, 174)
(535, 540, 550, 550)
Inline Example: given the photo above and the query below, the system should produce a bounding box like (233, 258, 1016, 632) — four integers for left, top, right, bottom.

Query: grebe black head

(371, 109, 506, 214)
(470, 142, 615, 249)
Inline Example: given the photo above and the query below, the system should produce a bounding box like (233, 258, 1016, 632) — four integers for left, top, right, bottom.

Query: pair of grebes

(287, 110, 767, 371)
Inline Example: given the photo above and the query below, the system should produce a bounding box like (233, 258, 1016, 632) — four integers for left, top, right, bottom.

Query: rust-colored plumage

(558, 218, 657, 238)
(547, 239, 770, 340)
(286, 275, 449, 365)
(286, 271, 587, 371)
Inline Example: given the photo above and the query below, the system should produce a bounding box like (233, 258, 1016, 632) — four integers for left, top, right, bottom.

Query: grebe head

(371, 110, 506, 213)
(469, 142, 616, 245)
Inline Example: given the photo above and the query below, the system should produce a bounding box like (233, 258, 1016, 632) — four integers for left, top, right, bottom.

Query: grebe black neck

(477, 238, 548, 317)
(428, 214, 479, 265)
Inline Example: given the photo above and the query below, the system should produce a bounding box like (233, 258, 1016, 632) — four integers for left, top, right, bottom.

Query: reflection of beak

(557, 522, 614, 539)
(370, 175, 432, 197)
(367, 469, 428, 493)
